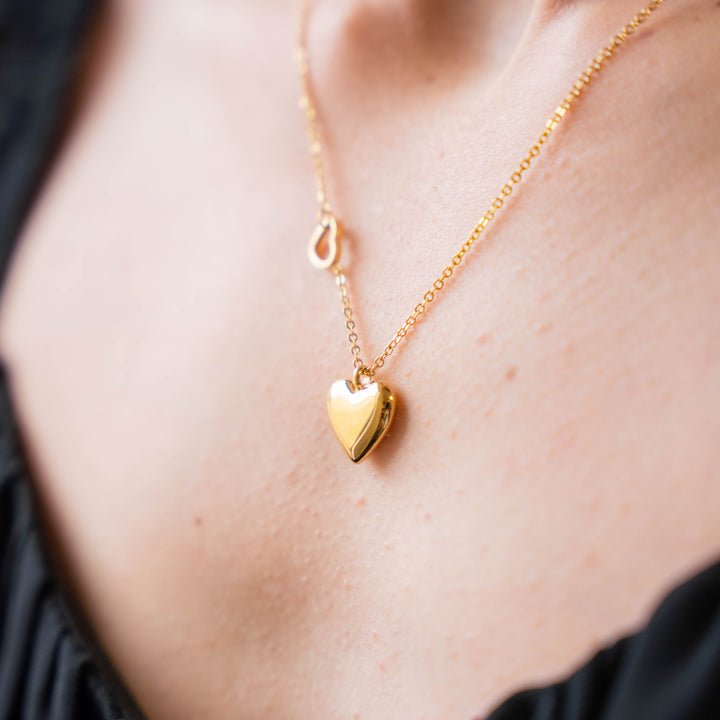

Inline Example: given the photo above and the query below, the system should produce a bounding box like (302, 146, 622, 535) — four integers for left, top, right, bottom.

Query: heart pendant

(327, 372, 396, 463)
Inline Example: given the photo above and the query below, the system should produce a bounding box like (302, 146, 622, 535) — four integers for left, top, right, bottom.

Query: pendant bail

(352, 366, 373, 389)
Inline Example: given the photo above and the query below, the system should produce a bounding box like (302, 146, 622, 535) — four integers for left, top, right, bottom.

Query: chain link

(332, 264, 365, 370)
(297, 0, 666, 375)
(297, 0, 332, 219)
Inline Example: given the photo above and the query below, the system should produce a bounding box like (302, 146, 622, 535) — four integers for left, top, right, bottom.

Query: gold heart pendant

(327, 371, 396, 463)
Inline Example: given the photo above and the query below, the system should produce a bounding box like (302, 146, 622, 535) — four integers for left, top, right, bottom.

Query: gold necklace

(297, 0, 666, 463)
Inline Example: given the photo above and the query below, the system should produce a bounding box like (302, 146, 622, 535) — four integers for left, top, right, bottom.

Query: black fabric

(0, 0, 99, 287)
(484, 561, 720, 720)
(0, 0, 142, 717)
(0, 1, 718, 718)
(0, 370, 141, 720)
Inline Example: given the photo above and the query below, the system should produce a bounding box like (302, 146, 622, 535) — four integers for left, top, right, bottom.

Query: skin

(0, 0, 719, 719)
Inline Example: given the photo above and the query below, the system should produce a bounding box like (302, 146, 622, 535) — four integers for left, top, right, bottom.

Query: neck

(304, 0, 619, 106)
(312, 0, 539, 73)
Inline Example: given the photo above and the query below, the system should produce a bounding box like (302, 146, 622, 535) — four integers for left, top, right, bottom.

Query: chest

(1, 16, 720, 717)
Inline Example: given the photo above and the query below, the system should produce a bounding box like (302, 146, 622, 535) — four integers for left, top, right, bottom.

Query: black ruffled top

(0, 1, 718, 718)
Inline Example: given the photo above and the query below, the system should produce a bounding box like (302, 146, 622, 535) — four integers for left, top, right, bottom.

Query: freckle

(406, 369, 413, 378)
(372, 631, 379, 641)
(585, 549, 598, 565)
(450, 430, 458, 440)
(506, 366, 518, 381)
(533, 321, 552, 334)
(456, 487, 465, 496)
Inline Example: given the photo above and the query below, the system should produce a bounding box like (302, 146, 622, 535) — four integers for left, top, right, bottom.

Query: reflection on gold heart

(327, 377, 396, 463)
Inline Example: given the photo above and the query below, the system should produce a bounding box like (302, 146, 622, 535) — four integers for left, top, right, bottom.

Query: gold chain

(297, 0, 666, 377)
(297, 0, 332, 219)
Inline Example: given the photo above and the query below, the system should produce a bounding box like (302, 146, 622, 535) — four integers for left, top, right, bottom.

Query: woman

(0, 0, 718, 718)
